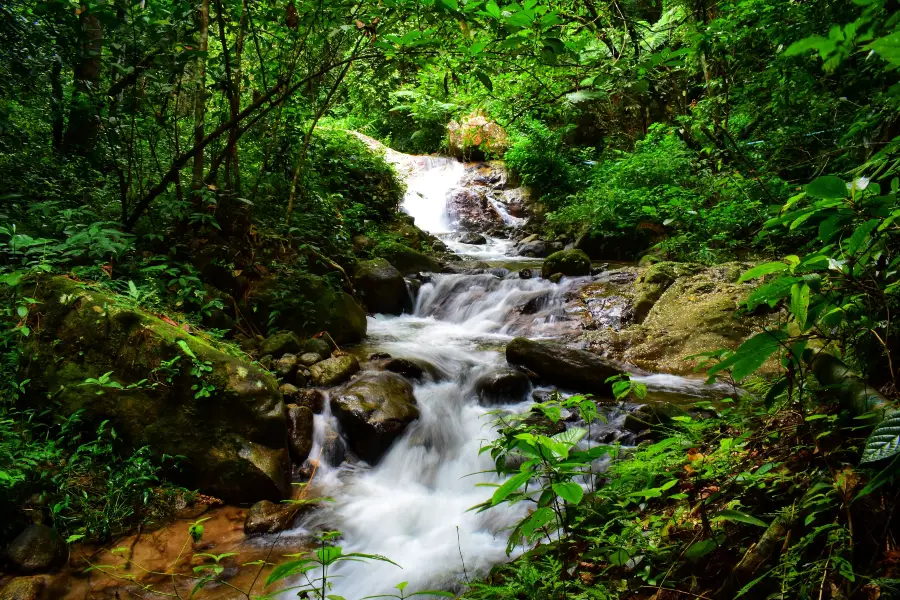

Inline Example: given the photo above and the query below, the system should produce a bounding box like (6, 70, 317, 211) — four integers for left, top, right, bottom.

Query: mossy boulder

(330, 372, 420, 463)
(353, 259, 409, 315)
(23, 277, 289, 504)
(309, 355, 360, 387)
(245, 273, 367, 344)
(0, 576, 47, 600)
(541, 249, 591, 279)
(632, 261, 703, 323)
(376, 244, 440, 275)
(303, 337, 333, 360)
(259, 332, 304, 357)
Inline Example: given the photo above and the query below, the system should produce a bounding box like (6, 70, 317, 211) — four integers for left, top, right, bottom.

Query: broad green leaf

(265, 559, 316, 586)
(522, 506, 554, 537)
(707, 330, 788, 382)
(552, 482, 584, 504)
(713, 509, 769, 527)
(784, 35, 829, 56)
(492, 470, 533, 505)
(738, 262, 788, 282)
(845, 219, 880, 255)
(685, 534, 725, 561)
(177, 339, 197, 359)
(609, 548, 632, 566)
(551, 427, 586, 447)
(805, 175, 847, 199)
(871, 32, 900, 65)
(861, 410, 900, 463)
(745, 277, 800, 310)
(790, 283, 809, 329)
(474, 71, 493, 92)
(485, 1, 501, 18)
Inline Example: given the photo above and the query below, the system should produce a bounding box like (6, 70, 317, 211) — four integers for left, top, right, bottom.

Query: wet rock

(295, 369, 309, 387)
(23, 277, 289, 504)
(295, 389, 325, 413)
(500, 187, 531, 217)
(447, 188, 505, 232)
(384, 358, 425, 381)
(321, 425, 347, 467)
(352, 234, 375, 253)
(506, 337, 620, 396)
(244, 500, 301, 535)
(518, 293, 550, 315)
(459, 232, 487, 245)
(517, 240, 552, 258)
(244, 273, 367, 344)
(279, 383, 300, 398)
(522, 407, 567, 436)
(7, 525, 66, 573)
(542, 249, 591, 279)
(298, 352, 322, 367)
(475, 369, 532, 404)
(369, 352, 392, 360)
(354, 259, 408, 315)
(331, 372, 420, 463)
(632, 262, 703, 324)
(519, 269, 533, 280)
(0, 576, 47, 599)
(273, 354, 298, 378)
(286, 404, 314, 463)
(548, 273, 564, 284)
(303, 338, 333, 361)
(259, 332, 304, 358)
(310, 355, 360, 387)
(377, 245, 441, 275)
(406, 278, 422, 303)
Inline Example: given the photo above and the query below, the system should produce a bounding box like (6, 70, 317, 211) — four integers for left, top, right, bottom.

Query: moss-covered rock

(0, 576, 47, 600)
(6, 525, 66, 573)
(541, 249, 591, 279)
(303, 337, 333, 360)
(330, 372, 420, 463)
(23, 277, 289, 504)
(632, 261, 703, 323)
(376, 244, 440, 275)
(245, 273, 367, 344)
(259, 332, 303, 357)
(309, 355, 360, 387)
(354, 258, 409, 315)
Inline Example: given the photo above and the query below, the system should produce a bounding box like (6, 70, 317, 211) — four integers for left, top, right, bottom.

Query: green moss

(541, 249, 591, 279)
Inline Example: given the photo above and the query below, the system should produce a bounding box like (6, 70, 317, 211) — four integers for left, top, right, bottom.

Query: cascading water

(289, 152, 721, 598)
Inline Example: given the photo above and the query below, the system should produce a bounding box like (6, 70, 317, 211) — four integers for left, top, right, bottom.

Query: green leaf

(552, 482, 584, 504)
(790, 283, 810, 329)
(861, 410, 900, 464)
(551, 428, 586, 447)
(845, 219, 880, 255)
(707, 330, 788, 382)
(609, 548, 632, 567)
(485, 1, 501, 18)
(522, 506, 555, 537)
(739, 262, 789, 282)
(805, 176, 847, 199)
(713, 509, 769, 527)
(784, 35, 829, 56)
(176, 339, 197, 359)
(871, 32, 900, 65)
(265, 559, 316, 586)
(492, 470, 533, 505)
(685, 534, 725, 561)
(474, 71, 493, 92)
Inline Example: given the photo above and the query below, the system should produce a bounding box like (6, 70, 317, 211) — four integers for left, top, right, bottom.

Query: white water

(287, 154, 723, 598)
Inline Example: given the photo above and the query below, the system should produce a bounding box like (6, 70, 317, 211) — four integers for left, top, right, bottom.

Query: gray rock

(7, 525, 66, 573)
(475, 369, 532, 404)
(259, 332, 304, 358)
(506, 337, 620, 397)
(244, 500, 301, 535)
(286, 404, 314, 463)
(542, 249, 591, 279)
(459, 232, 487, 245)
(273, 354, 298, 377)
(294, 389, 325, 413)
(331, 372, 420, 463)
(384, 358, 425, 381)
(303, 338, 333, 361)
(298, 352, 323, 367)
(354, 259, 409, 315)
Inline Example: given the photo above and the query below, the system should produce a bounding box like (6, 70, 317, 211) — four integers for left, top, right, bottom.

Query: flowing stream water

(285, 153, 723, 598)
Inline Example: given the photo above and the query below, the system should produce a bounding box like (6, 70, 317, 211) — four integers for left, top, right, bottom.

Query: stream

(283, 152, 723, 598)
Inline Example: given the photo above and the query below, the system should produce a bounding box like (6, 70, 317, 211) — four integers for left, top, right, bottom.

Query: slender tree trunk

(191, 0, 210, 196)
(63, 10, 102, 155)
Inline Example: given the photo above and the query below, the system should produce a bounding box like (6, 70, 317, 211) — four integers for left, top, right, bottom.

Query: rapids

(284, 152, 721, 598)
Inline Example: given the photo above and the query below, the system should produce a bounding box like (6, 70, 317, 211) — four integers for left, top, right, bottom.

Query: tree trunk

(63, 11, 102, 155)
(191, 0, 210, 196)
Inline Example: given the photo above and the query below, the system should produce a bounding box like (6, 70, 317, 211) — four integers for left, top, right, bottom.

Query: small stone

(475, 369, 532, 404)
(298, 352, 322, 367)
(7, 525, 66, 573)
(244, 500, 301, 535)
(369, 352, 392, 360)
(549, 273, 564, 284)
(310, 355, 360, 386)
(519, 269, 533, 279)
(279, 383, 300, 398)
(459, 232, 487, 245)
(384, 358, 425, 381)
(273, 354, 298, 377)
(295, 369, 308, 387)
(303, 338, 333, 361)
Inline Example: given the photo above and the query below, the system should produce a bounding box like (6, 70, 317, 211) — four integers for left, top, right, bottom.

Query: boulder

(548, 273, 564, 284)
(500, 187, 531, 218)
(303, 338, 333, 361)
(244, 500, 302, 535)
(295, 389, 325, 413)
(7, 525, 66, 573)
(279, 383, 300, 398)
(632, 262, 703, 324)
(259, 332, 303, 358)
(273, 354, 298, 378)
(330, 372, 420, 463)
(286, 404, 314, 463)
(542, 249, 591, 279)
(245, 273, 367, 344)
(321, 424, 347, 467)
(383, 358, 425, 381)
(506, 337, 620, 397)
(377, 245, 441, 275)
(310, 355, 360, 387)
(0, 576, 47, 600)
(447, 188, 505, 232)
(474, 369, 532, 404)
(352, 234, 376, 253)
(298, 352, 323, 367)
(516, 240, 552, 258)
(354, 259, 409, 315)
(459, 232, 487, 245)
(23, 277, 289, 504)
